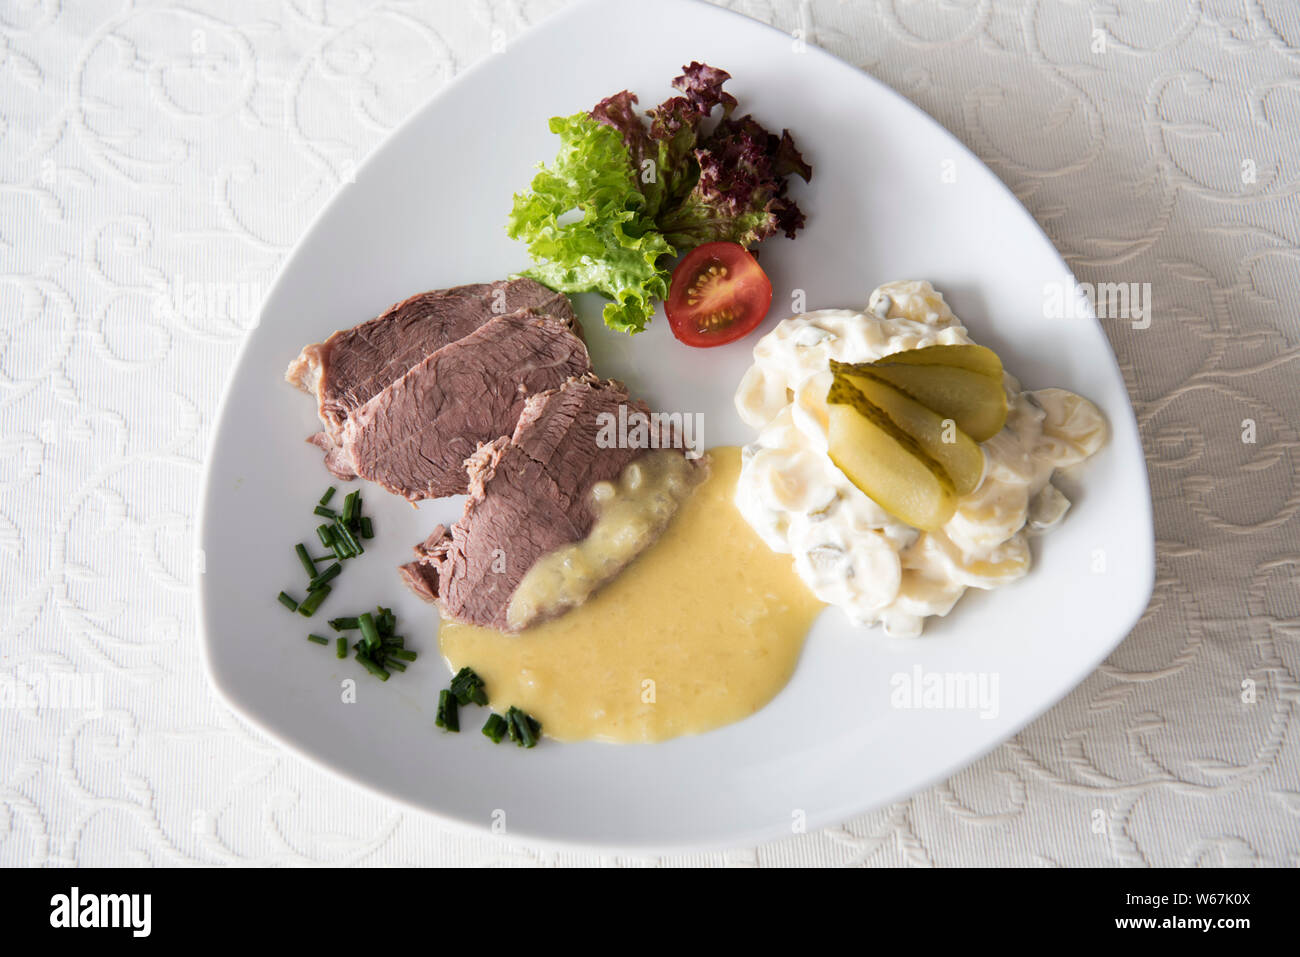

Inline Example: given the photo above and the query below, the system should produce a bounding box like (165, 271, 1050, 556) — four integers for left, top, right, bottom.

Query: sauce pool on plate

(438, 446, 825, 743)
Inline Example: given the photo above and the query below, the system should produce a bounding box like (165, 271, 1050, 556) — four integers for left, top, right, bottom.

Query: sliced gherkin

(835, 357, 1007, 442)
(840, 369, 985, 496)
(826, 376, 957, 531)
(875, 343, 1004, 378)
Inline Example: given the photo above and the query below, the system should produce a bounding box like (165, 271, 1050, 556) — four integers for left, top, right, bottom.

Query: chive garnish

(436, 690, 459, 731)
(358, 612, 380, 649)
(333, 519, 362, 556)
(482, 713, 507, 743)
(297, 585, 331, 617)
(450, 667, 487, 706)
(292, 488, 404, 673)
(505, 706, 540, 748)
(308, 562, 342, 591)
(356, 652, 389, 681)
(295, 543, 317, 579)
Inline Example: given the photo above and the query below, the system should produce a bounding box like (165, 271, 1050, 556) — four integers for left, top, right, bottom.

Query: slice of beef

(399, 376, 698, 631)
(285, 278, 575, 455)
(329, 309, 592, 499)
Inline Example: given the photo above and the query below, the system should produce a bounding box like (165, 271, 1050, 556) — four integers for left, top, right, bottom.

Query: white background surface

(1, 0, 1297, 866)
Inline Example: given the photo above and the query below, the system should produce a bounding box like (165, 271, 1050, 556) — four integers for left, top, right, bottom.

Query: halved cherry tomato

(664, 241, 773, 347)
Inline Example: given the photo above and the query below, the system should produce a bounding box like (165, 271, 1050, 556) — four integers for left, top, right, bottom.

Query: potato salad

(734, 280, 1108, 637)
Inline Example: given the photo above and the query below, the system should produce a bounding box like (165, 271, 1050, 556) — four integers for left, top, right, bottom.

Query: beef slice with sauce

(285, 278, 575, 464)
(330, 309, 592, 500)
(400, 375, 697, 630)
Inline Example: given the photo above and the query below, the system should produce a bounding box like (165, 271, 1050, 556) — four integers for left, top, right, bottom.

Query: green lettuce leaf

(506, 113, 673, 334)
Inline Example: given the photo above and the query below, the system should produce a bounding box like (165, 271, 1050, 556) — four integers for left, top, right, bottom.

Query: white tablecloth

(2, 0, 1297, 867)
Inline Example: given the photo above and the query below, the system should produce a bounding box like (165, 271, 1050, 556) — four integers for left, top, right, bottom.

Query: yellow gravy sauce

(438, 446, 825, 743)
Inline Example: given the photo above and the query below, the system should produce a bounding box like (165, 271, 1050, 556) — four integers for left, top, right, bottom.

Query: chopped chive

(506, 706, 540, 748)
(388, 647, 416, 662)
(336, 636, 347, 659)
(313, 505, 338, 519)
(333, 519, 362, 556)
(482, 713, 508, 743)
(356, 652, 389, 682)
(380, 635, 405, 648)
(277, 591, 299, 612)
(295, 543, 317, 579)
(382, 657, 407, 673)
(328, 524, 353, 559)
(297, 585, 331, 617)
(337, 519, 361, 550)
(342, 490, 360, 525)
(359, 516, 374, 539)
(329, 616, 359, 631)
(318, 486, 337, 506)
(436, 690, 459, 731)
(307, 634, 329, 645)
(315, 524, 336, 548)
(358, 612, 381, 649)
(450, 667, 487, 706)
(308, 562, 342, 591)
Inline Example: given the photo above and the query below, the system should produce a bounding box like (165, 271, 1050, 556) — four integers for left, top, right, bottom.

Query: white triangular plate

(198, 0, 1154, 851)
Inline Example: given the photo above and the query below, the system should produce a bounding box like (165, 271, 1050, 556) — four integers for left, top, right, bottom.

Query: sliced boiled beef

(285, 278, 575, 459)
(399, 376, 700, 630)
(328, 309, 591, 499)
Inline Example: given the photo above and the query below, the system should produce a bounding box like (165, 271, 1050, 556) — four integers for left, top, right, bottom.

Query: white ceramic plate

(198, 0, 1154, 851)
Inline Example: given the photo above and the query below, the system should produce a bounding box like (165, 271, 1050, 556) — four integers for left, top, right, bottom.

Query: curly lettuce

(508, 63, 812, 334)
(506, 113, 672, 334)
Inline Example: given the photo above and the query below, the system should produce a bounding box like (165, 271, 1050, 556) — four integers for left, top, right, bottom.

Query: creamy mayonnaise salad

(734, 280, 1108, 637)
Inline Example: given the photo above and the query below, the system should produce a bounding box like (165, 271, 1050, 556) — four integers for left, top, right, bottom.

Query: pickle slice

(826, 377, 956, 531)
(841, 370, 985, 496)
(852, 362, 1007, 441)
(875, 343, 1004, 379)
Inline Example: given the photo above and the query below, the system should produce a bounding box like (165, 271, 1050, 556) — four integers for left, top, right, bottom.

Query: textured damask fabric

(1, 0, 1297, 867)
